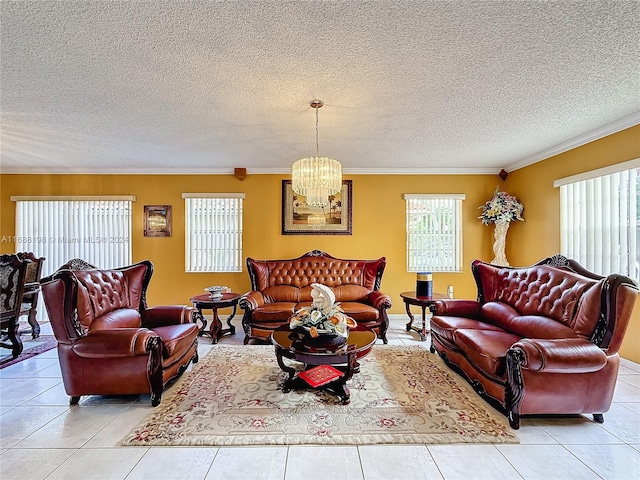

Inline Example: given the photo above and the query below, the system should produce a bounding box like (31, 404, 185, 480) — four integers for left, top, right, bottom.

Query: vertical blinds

(183, 194, 244, 272)
(559, 168, 638, 281)
(15, 200, 133, 277)
(404, 194, 465, 272)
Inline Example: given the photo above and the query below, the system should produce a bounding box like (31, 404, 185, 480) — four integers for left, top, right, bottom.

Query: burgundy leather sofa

(430, 255, 638, 429)
(239, 250, 392, 344)
(41, 260, 199, 406)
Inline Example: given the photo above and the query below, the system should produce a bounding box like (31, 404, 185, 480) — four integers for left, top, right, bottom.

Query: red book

(298, 365, 344, 387)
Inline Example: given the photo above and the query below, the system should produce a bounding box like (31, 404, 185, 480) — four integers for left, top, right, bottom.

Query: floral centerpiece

(289, 283, 353, 342)
(478, 188, 524, 225)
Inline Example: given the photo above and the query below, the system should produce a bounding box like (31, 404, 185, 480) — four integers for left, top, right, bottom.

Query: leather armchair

(41, 260, 199, 406)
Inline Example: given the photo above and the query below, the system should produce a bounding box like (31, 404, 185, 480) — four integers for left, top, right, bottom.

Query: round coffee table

(271, 326, 376, 404)
(190, 292, 242, 343)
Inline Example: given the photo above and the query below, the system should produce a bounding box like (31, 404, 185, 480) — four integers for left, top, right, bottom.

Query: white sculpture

(491, 221, 510, 266)
(310, 283, 336, 313)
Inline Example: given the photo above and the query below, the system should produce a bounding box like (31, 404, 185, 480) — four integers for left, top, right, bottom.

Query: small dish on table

(205, 285, 227, 300)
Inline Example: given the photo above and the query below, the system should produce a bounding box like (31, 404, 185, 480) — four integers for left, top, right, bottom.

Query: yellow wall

(506, 125, 640, 362)
(2, 125, 638, 361)
(0, 173, 499, 314)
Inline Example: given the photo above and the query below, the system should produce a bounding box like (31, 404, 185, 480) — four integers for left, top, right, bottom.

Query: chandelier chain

(315, 106, 320, 157)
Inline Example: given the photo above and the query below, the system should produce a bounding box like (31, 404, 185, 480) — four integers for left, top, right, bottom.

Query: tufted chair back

(472, 258, 637, 351)
(73, 266, 148, 332)
(247, 250, 386, 303)
(43, 261, 153, 340)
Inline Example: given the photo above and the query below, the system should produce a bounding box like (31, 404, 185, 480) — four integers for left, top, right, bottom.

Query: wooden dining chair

(17, 252, 45, 339)
(0, 254, 30, 359)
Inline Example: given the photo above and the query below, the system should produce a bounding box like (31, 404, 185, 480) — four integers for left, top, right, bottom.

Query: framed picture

(282, 180, 352, 235)
(144, 205, 172, 237)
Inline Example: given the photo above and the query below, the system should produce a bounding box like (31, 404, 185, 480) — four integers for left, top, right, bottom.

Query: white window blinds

(556, 161, 639, 282)
(183, 193, 244, 272)
(404, 194, 465, 272)
(13, 197, 133, 277)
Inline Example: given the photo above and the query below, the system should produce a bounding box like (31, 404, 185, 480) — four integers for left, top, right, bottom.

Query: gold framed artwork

(282, 180, 352, 235)
(144, 205, 172, 237)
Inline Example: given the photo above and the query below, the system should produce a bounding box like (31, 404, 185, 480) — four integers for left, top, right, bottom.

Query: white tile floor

(1, 314, 639, 480)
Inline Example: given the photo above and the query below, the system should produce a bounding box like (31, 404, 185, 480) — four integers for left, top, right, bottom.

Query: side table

(400, 291, 448, 341)
(190, 292, 242, 343)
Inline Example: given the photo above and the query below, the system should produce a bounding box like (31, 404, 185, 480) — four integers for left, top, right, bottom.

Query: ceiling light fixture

(291, 99, 342, 207)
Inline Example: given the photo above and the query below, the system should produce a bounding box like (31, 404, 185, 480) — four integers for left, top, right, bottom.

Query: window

(12, 196, 134, 277)
(404, 194, 465, 272)
(183, 193, 244, 272)
(555, 158, 639, 282)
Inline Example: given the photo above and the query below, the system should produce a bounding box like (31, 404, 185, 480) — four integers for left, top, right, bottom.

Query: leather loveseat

(430, 255, 638, 429)
(239, 250, 392, 344)
(41, 260, 199, 406)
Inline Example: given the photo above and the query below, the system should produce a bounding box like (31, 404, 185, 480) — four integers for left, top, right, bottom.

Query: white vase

(491, 221, 510, 266)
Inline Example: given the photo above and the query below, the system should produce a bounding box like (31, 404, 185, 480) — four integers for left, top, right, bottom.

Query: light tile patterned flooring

(1, 314, 639, 480)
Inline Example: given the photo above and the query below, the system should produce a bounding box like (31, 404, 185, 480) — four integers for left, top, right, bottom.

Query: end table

(400, 291, 448, 341)
(190, 292, 242, 343)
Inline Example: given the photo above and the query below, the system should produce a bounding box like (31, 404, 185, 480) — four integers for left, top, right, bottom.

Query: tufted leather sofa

(41, 260, 199, 406)
(239, 250, 392, 344)
(430, 256, 638, 429)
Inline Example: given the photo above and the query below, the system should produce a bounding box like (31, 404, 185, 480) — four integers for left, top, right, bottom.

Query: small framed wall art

(282, 180, 352, 235)
(144, 205, 172, 237)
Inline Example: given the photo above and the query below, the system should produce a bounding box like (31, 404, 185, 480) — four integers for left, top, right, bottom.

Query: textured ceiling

(1, 1, 639, 175)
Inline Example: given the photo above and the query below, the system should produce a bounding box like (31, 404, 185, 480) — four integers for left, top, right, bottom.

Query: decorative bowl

(205, 286, 227, 299)
(299, 326, 348, 348)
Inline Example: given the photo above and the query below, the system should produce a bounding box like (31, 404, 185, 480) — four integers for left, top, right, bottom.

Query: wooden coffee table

(400, 290, 449, 341)
(190, 292, 242, 343)
(271, 326, 376, 404)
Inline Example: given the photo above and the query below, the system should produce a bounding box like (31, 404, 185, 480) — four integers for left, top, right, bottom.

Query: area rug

(122, 345, 518, 446)
(0, 334, 57, 368)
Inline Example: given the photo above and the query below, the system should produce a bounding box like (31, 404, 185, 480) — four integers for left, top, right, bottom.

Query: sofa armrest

(142, 305, 195, 328)
(511, 338, 607, 373)
(72, 329, 156, 357)
(369, 291, 392, 310)
(433, 299, 481, 317)
(239, 291, 266, 311)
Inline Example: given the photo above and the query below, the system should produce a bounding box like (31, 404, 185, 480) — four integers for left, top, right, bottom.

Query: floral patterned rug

(122, 345, 518, 446)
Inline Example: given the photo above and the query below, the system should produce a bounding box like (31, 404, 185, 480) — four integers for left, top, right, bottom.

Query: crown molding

(0, 166, 501, 175)
(504, 112, 640, 173)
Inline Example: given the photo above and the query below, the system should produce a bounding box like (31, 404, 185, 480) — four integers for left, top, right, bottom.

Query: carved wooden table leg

(405, 301, 415, 332)
(418, 305, 428, 341)
(224, 304, 237, 335)
(330, 350, 358, 404)
(208, 306, 222, 344)
(194, 309, 208, 337)
(275, 347, 297, 392)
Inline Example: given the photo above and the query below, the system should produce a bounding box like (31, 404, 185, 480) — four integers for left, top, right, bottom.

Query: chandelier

(291, 99, 342, 207)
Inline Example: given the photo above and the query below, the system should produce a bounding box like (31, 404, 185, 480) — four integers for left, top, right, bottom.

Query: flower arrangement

(289, 283, 352, 338)
(478, 188, 524, 225)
